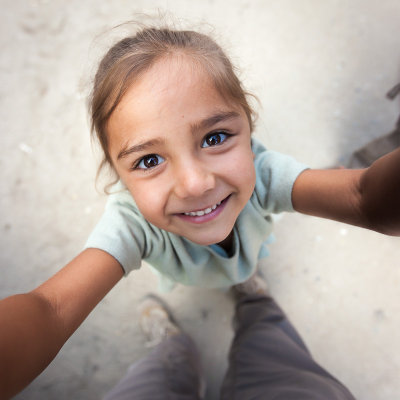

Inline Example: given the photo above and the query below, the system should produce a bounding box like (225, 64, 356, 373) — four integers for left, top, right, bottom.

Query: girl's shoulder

(251, 138, 308, 214)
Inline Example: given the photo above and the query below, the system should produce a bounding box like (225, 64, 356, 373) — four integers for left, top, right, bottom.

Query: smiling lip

(177, 196, 230, 224)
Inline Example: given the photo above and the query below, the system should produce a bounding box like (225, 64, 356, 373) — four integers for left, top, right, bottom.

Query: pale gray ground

(1, 1, 400, 399)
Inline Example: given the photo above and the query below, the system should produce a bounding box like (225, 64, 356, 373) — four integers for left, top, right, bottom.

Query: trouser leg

(104, 333, 203, 400)
(221, 295, 356, 400)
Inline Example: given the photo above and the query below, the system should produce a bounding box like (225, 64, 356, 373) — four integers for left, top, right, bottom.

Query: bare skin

(0, 249, 123, 399)
(292, 147, 400, 236)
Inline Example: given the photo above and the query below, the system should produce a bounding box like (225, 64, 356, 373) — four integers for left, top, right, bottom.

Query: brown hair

(89, 25, 257, 190)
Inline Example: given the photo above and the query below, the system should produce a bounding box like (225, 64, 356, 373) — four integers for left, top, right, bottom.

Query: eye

(135, 154, 165, 170)
(202, 132, 229, 148)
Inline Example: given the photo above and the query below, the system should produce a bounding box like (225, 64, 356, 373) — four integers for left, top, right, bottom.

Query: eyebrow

(190, 111, 241, 134)
(117, 110, 241, 160)
(117, 138, 165, 160)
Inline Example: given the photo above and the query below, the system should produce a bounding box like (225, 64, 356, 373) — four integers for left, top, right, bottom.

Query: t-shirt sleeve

(252, 139, 309, 215)
(84, 187, 145, 275)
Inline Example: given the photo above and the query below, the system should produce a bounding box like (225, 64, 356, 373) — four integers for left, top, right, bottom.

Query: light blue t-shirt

(85, 139, 308, 289)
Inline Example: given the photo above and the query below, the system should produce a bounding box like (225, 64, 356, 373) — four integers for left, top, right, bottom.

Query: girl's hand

(0, 248, 123, 399)
(292, 147, 400, 235)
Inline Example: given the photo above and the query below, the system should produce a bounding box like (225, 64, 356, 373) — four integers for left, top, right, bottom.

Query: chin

(187, 230, 232, 247)
(186, 237, 219, 246)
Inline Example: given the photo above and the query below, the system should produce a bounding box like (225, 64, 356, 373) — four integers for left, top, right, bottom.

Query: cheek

(126, 181, 167, 223)
(225, 149, 256, 193)
(238, 162, 256, 197)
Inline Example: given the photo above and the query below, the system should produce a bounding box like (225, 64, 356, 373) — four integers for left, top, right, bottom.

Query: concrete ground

(1, 0, 400, 399)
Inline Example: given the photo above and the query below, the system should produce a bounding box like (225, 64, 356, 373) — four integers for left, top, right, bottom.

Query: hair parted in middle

(89, 25, 257, 187)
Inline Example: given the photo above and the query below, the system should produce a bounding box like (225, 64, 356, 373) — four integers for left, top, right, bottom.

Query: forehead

(107, 56, 243, 143)
(136, 55, 213, 99)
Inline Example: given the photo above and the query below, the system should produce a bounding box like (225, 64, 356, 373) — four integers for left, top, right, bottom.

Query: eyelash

(132, 154, 165, 171)
(131, 131, 233, 171)
(201, 131, 232, 148)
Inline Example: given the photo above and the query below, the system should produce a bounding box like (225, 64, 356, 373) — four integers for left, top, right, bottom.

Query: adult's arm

(292, 146, 400, 235)
(0, 248, 124, 399)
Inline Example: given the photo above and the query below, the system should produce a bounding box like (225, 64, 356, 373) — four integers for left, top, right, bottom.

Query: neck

(217, 230, 234, 255)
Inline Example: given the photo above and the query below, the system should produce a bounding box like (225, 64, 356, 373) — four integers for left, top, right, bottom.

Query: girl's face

(107, 57, 256, 248)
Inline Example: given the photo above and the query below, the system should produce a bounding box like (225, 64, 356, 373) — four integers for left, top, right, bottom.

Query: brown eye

(144, 155, 158, 168)
(137, 154, 164, 170)
(202, 132, 227, 148)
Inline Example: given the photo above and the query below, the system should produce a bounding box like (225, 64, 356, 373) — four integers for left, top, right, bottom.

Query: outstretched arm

(292, 146, 400, 235)
(0, 248, 123, 399)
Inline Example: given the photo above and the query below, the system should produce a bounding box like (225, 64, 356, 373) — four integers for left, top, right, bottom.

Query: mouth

(177, 195, 230, 224)
(183, 200, 222, 217)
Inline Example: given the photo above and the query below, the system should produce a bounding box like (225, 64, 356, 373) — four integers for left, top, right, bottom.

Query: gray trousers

(104, 295, 356, 400)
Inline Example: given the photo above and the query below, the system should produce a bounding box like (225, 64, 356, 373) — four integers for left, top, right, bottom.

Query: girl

(1, 25, 399, 398)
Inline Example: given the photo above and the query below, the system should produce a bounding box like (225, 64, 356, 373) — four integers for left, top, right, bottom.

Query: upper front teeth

(184, 201, 222, 217)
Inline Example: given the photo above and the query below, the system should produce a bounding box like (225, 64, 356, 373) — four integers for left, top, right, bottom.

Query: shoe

(232, 271, 269, 299)
(138, 296, 207, 398)
(347, 83, 400, 168)
(138, 294, 181, 348)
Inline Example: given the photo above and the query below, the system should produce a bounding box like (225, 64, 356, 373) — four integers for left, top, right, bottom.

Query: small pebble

(19, 143, 33, 154)
(373, 309, 386, 321)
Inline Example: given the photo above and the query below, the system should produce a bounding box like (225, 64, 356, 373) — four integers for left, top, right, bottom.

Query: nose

(173, 159, 216, 199)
